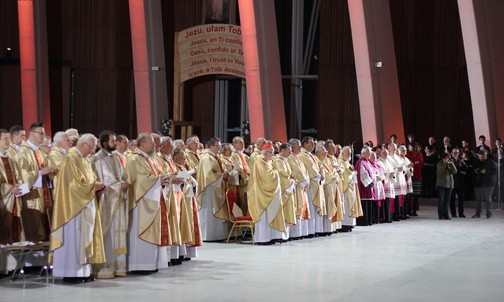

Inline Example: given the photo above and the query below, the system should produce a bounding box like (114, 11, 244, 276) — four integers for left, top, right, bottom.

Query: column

(18, 0, 51, 133)
(129, 0, 168, 134)
(348, 0, 404, 144)
(458, 0, 504, 142)
(238, 0, 288, 142)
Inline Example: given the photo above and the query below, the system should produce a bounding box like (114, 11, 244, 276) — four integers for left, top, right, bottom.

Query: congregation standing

(1, 124, 502, 284)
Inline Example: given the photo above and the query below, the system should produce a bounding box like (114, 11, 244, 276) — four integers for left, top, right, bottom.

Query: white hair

(65, 128, 79, 137)
(288, 138, 301, 147)
(339, 146, 351, 160)
(186, 136, 199, 145)
(77, 133, 97, 145)
(53, 131, 67, 145)
(361, 146, 371, 155)
(173, 139, 185, 148)
(315, 145, 326, 154)
(161, 136, 172, 144)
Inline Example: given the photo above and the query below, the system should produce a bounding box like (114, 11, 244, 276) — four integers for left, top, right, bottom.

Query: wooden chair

(225, 189, 255, 244)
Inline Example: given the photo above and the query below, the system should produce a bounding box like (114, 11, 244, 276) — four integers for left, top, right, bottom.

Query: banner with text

(177, 24, 245, 82)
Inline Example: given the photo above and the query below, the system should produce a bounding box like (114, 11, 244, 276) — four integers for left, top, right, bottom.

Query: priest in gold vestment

(248, 144, 285, 244)
(158, 137, 187, 266)
(287, 139, 310, 239)
(338, 146, 363, 232)
(15, 123, 53, 242)
(326, 142, 345, 231)
(316, 144, 342, 234)
(185, 136, 201, 172)
(196, 137, 230, 241)
(126, 133, 172, 274)
(6, 125, 25, 158)
(230, 136, 250, 216)
(50, 134, 105, 283)
(272, 143, 296, 240)
(173, 148, 202, 259)
(0, 129, 24, 244)
(299, 136, 326, 236)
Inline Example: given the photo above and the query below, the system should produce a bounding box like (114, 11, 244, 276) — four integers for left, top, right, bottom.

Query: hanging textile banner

(176, 24, 245, 82)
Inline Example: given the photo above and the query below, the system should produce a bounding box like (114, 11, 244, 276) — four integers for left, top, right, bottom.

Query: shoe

(451, 214, 457, 218)
(84, 276, 95, 282)
(439, 217, 445, 220)
(63, 277, 86, 283)
(169, 259, 182, 266)
(129, 270, 152, 275)
(459, 214, 466, 218)
(183, 258, 191, 261)
(445, 217, 451, 220)
(472, 214, 481, 218)
(486, 212, 492, 219)
(411, 212, 418, 216)
(151, 269, 159, 273)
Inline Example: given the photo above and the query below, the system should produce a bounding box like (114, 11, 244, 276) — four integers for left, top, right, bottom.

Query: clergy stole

(145, 157, 170, 246)
(33, 149, 52, 210)
(290, 154, 310, 220)
(306, 152, 326, 216)
(163, 157, 184, 245)
(1, 157, 22, 242)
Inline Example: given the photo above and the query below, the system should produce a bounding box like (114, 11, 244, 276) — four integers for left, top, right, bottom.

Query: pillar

(129, 0, 168, 134)
(348, 0, 404, 144)
(458, 0, 504, 142)
(17, 0, 51, 133)
(238, 0, 288, 142)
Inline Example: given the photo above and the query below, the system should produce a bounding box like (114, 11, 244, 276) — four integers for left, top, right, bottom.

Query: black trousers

(450, 187, 465, 216)
(356, 199, 373, 226)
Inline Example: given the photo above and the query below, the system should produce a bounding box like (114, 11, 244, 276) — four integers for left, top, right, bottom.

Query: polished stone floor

(1, 205, 504, 302)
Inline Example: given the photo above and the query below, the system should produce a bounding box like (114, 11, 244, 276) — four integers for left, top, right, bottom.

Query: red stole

(145, 156, 170, 246)
(33, 150, 52, 209)
(1, 157, 21, 242)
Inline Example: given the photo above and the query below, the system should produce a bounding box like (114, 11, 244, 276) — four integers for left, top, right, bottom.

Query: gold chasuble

(299, 149, 327, 216)
(338, 158, 363, 218)
(186, 150, 200, 172)
(230, 151, 250, 216)
(45, 146, 67, 185)
(175, 163, 203, 247)
(287, 153, 310, 220)
(328, 154, 345, 221)
(158, 154, 185, 246)
(320, 157, 343, 222)
(248, 156, 285, 232)
(196, 151, 230, 221)
(15, 141, 52, 241)
(50, 148, 105, 265)
(272, 155, 297, 226)
(126, 153, 169, 246)
(0, 153, 24, 243)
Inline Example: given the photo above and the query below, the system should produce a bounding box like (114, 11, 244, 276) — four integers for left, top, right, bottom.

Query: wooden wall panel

(0, 0, 22, 128)
(0, 65, 22, 128)
(317, 0, 362, 145)
(390, 0, 474, 147)
(46, 0, 136, 136)
(162, 0, 216, 140)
